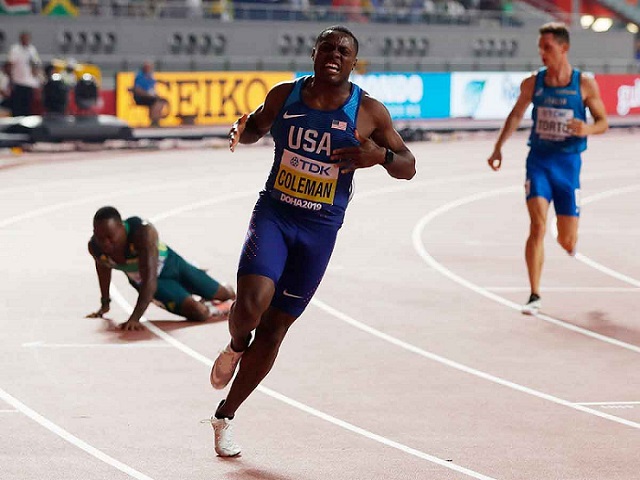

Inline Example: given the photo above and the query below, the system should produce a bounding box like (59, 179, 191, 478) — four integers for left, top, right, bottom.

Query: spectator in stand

(332, 0, 368, 22)
(132, 61, 169, 127)
(0, 62, 12, 117)
(60, 58, 78, 89)
(7, 31, 42, 117)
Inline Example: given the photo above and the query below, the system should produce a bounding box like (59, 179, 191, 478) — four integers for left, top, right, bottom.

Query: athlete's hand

(487, 149, 502, 171)
(229, 114, 248, 152)
(117, 319, 145, 331)
(331, 130, 385, 173)
(85, 305, 110, 318)
(567, 118, 589, 137)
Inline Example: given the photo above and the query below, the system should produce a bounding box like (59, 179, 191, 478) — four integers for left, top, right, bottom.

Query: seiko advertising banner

(116, 71, 293, 127)
(450, 72, 532, 120)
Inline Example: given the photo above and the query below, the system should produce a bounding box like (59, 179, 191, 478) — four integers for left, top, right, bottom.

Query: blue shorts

(525, 150, 582, 217)
(237, 196, 340, 317)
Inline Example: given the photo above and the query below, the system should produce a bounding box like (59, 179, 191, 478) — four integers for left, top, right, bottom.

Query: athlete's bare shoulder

(265, 81, 297, 106)
(578, 71, 599, 93)
(522, 72, 537, 90)
(357, 91, 392, 138)
(255, 80, 297, 124)
(360, 91, 387, 114)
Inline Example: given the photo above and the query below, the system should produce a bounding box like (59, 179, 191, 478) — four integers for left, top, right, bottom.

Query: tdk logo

(293, 158, 331, 176)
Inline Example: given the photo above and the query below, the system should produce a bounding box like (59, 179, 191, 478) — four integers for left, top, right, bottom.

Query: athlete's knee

(231, 293, 268, 330)
(557, 233, 577, 253)
(529, 220, 546, 240)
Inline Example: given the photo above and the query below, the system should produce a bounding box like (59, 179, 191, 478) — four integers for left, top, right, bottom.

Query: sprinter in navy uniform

(207, 25, 416, 457)
(487, 22, 608, 315)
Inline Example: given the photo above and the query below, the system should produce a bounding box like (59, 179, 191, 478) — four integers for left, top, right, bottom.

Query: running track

(1, 130, 639, 479)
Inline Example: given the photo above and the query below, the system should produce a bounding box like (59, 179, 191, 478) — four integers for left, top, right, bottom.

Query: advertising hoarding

(116, 71, 293, 127)
(450, 72, 532, 120)
(594, 74, 640, 116)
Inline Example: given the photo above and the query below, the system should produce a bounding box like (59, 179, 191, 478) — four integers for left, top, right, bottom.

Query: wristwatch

(383, 148, 395, 166)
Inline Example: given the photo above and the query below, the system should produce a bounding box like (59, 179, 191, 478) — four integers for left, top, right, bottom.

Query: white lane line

(576, 401, 640, 406)
(22, 342, 171, 348)
(145, 191, 640, 455)
(310, 298, 640, 430)
(548, 184, 640, 288)
(110, 288, 496, 480)
(0, 178, 224, 229)
(0, 388, 155, 480)
(487, 286, 639, 293)
(412, 186, 640, 354)
(574, 253, 640, 288)
(4, 164, 634, 479)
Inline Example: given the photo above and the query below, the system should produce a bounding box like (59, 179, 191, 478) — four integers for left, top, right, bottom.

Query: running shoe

(521, 293, 541, 315)
(209, 416, 241, 457)
(202, 300, 224, 318)
(210, 343, 243, 389)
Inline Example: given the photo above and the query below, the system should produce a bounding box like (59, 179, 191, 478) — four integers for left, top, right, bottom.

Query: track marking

(574, 253, 640, 288)
(4, 161, 638, 478)
(412, 185, 640, 354)
(310, 298, 640, 430)
(576, 401, 640, 406)
(22, 341, 170, 348)
(110, 288, 496, 480)
(485, 287, 638, 293)
(0, 178, 243, 229)
(549, 184, 640, 288)
(0, 388, 156, 480)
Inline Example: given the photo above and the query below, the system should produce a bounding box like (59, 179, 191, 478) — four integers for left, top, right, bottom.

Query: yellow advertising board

(116, 71, 294, 127)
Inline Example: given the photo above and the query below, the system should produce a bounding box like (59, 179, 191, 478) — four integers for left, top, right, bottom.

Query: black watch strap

(383, 148, 394, 166)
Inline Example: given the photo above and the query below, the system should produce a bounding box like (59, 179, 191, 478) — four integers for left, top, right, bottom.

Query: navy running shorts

(237, 196, 340, 317)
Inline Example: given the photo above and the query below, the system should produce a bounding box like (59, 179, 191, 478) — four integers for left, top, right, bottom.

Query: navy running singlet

(528, 68, 587, 154)
(263, 75, 362, 226)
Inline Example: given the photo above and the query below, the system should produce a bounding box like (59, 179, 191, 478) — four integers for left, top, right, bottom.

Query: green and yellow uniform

(90, 216, 220, 315)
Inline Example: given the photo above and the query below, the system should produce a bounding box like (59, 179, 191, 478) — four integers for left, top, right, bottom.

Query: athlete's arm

(229, 82, 294, 151)
(331, 95, 416, 180)
(86, 241, 112, 318)
(570, 74, 608, 137)
(488, 74, 535, 171)
(119, 223, 159, 331)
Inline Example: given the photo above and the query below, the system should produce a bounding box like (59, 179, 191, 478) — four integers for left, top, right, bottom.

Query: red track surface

(1, 131, 639, 479)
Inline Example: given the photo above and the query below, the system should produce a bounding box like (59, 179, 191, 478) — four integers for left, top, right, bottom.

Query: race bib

(535, 107, 573, 141)
(274, 149, 339, 208)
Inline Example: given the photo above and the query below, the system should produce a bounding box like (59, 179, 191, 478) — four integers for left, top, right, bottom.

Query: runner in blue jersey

(207, 25, 416, 457)
(87, 206, 236, 331)
(487, 22, 608, 315)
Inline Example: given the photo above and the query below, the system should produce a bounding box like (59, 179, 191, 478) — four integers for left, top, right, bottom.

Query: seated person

(87, 206, 235, 331)
(132, 61, 168, 127)
(0, 61, 12, 117)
